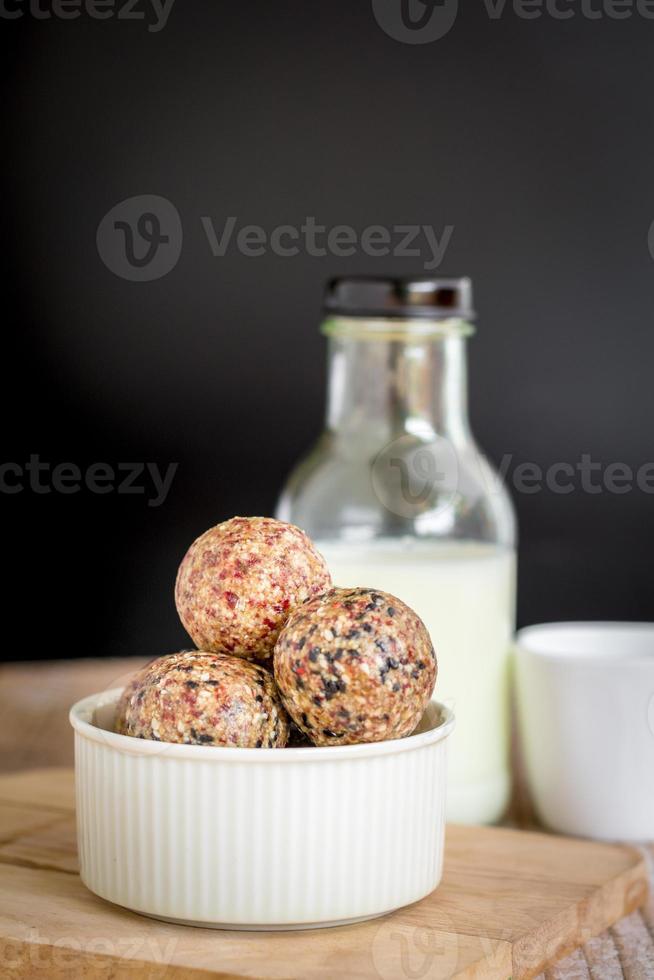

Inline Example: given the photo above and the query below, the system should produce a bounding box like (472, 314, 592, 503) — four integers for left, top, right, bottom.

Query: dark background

(3, 0, 653, 662)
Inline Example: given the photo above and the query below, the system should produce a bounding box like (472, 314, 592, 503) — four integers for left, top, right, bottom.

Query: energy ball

(274, 587, 437, 747)
(175, 516, 332, 660)
(114, 664, 149, 735)
(116, 650, 290, 748)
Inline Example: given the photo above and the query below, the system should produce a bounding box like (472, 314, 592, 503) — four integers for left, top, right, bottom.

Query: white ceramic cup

(514, 622, 654, 841)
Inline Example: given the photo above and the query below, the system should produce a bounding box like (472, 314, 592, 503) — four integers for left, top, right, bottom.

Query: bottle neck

(325, 328, 472, 447)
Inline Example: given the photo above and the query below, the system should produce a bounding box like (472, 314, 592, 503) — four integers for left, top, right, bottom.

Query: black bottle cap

(324, 276, 475, 320)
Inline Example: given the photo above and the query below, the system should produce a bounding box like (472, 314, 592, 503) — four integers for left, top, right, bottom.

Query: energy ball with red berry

(274, 587, 437, 747)
(116, 650, 290, 748)
(175, 517, 332, 660)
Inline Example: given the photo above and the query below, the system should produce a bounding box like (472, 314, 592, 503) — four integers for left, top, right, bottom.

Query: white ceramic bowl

(70, 690, 454, 929)
(515, 622, 654, 841)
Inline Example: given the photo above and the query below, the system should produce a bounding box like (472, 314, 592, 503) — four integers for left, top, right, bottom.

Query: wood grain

(0, 815, 78, 874)
(0, 659, 147, 774)
(0, 769, 648, 979)
(0, 863, 514, 980)
(0, 803, 66, 845)
(0, 767, 75, 811)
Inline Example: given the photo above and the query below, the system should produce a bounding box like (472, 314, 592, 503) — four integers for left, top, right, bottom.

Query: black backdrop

(3, 0, 653, 662)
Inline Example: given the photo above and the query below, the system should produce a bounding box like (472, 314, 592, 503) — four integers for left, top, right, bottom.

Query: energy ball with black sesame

(116, 651, 290, 748)
(175, 517, 332, 660)
(274, 587, 437, 747)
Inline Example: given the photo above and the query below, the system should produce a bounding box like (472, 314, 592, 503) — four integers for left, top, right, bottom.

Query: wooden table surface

(1, 658, 653, 979)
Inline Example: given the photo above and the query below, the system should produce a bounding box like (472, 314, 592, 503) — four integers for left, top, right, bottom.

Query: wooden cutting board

(0, 769, 647, 979)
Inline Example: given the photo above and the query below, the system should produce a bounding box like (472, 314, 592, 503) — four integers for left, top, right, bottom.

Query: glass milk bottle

(277, 277, 516, 824)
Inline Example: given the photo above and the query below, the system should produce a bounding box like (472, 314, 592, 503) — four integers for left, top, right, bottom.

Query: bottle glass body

(277, 315, 516, 824)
